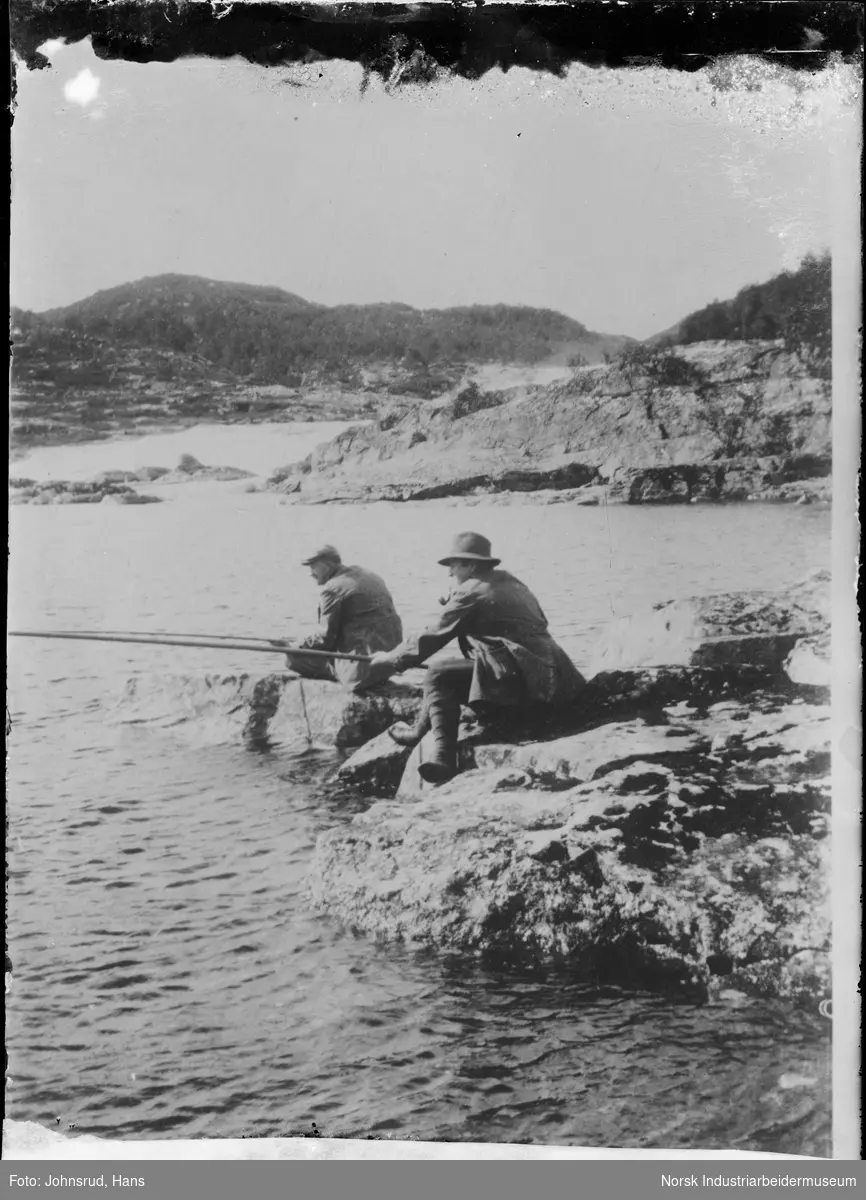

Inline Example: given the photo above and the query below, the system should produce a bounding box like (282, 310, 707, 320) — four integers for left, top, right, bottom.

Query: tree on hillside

(29, 280, 593, 379)
(673, 252, 831, 377)
(780, 253, 831, 376)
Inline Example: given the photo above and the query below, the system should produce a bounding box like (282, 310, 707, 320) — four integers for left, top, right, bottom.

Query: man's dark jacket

(299, 564, 403, 688)
(388, 569, 583, 707)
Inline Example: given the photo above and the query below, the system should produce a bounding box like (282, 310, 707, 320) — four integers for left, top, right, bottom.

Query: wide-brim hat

(301, 544, 342, 566)
(438, 531, 501, 566)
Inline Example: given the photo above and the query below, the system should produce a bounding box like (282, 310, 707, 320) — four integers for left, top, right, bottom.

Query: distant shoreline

(9, 410, 358, 461)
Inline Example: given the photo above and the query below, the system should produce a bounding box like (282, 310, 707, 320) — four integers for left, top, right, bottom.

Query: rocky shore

(10, 478, 163, 505)
(265, 341, 831, 506)
(10, 456, 254, 505)
(306, 572, 832, 1005)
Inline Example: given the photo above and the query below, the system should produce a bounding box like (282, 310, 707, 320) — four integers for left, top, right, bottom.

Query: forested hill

(651, 253, 831, 374)
(13, 274, 618, 384)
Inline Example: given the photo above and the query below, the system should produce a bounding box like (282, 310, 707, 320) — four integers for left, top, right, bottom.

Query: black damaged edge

(9, 1, 865, 79)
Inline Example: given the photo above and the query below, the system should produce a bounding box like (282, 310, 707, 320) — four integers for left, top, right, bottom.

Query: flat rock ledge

(9, 455, 255, 505)
(310, 576, 831, 1004)
(10, 478, 163, 505)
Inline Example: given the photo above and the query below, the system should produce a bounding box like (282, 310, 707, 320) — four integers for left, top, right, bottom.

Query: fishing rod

(9, 626, 813, 672)
(8, 631, 371, 663)
(53, 629, 301, 645)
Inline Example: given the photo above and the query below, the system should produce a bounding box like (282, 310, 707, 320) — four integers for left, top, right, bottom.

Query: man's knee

(424, 658, 473, 698)
(284, 652, 336, 682)
(425, 660, 448, 686)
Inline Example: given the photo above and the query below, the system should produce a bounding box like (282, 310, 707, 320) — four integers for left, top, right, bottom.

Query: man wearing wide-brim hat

(369, 531, 584, 784)
(285, 544, 403, 692)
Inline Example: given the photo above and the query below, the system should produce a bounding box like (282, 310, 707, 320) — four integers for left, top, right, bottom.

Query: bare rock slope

(269, 341, 830, 505)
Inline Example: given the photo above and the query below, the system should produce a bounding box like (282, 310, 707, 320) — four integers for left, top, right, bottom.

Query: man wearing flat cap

(369, 531, 583, 783)
(285, 545, 403, 692)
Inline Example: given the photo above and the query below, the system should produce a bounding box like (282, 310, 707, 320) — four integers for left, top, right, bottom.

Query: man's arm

(298, 584, 343, 652)
(376, 583, 480, 670)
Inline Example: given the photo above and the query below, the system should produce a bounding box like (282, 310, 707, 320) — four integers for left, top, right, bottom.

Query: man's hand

(364, 650, 400, 687)
(368, 651, 397, 669)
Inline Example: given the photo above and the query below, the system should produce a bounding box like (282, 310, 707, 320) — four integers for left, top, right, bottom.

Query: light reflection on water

(6, 430, 831, 1150)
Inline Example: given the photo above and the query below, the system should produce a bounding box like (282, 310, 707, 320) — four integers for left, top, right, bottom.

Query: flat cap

(301, 544, 342, 566)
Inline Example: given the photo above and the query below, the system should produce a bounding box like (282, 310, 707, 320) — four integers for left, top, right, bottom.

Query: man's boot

(387, 707, 431, 747)
(417, 691, 461, 785)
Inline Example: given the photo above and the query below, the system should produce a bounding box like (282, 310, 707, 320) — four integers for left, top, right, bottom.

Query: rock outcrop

(148, 454, 255, 483)
(266, 341, 831, 505)
(10, 478, 163, 505)
(9, 457, 257, 504)
(588, 570, 830, 674)
(310, 574, 832, 1003)
(90, 466, 171, 484)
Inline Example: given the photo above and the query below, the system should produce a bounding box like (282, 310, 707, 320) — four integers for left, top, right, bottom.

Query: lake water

(10, 420, 354, 482)
(6, 424, 832, 1152)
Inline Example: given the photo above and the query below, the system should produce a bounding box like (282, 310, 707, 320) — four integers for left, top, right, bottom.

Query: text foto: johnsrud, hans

(9, 1176, 145, 1189)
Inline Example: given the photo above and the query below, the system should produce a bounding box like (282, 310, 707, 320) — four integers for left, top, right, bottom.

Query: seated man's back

(287, 547, 403, 691)
(312, 563, 403, 658)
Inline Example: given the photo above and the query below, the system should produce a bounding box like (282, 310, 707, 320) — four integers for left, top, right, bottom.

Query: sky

(10, 40, 858, 339)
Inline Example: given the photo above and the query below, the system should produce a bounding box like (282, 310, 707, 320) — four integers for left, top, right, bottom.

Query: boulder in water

(113, 673, 423, 750)
(154, 455, 255, 484)
(99, 491, 163, 505)
(269, 679, 422, 749)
